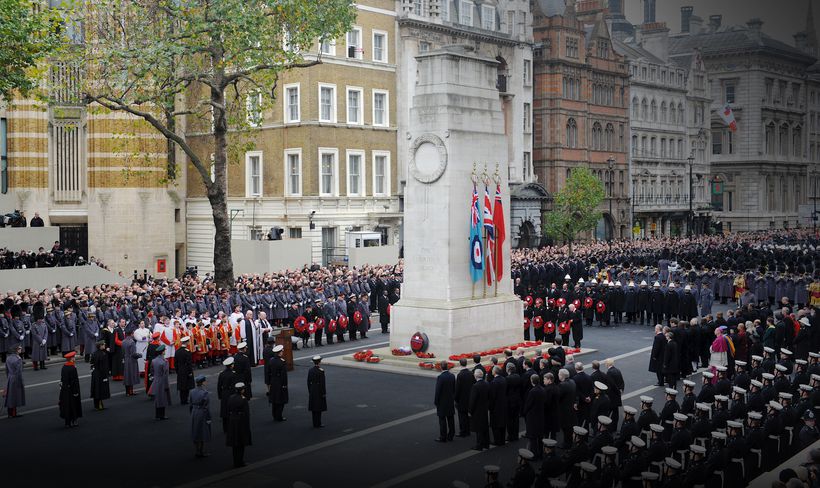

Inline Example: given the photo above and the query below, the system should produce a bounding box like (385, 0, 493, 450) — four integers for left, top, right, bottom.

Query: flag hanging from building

(483, 185, 495, 286)
(469, 184, 484, 283)
(719, 104, 737, 132)
(493, 184, 505, 282)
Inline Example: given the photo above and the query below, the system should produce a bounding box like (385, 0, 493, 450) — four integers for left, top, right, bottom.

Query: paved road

(1, 304, 737, 488)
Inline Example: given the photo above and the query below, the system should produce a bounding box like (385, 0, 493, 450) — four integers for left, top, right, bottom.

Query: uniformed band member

(58, 351, 82, 427)
(189, 375, 212, 458)
(226, 381, 251, 468)
(264, 344, 288, 422)
(151, 344, 171, 420)
(307, 355, 327, 428)
(90, 340, 110, 410)
(217, 356, 238, 433)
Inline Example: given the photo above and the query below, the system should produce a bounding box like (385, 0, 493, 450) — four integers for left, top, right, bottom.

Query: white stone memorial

(390, 46, 523, 358)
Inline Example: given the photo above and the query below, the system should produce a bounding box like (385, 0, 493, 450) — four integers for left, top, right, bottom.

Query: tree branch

(84, 93, 213, 187)
(221, 59, 321, 86)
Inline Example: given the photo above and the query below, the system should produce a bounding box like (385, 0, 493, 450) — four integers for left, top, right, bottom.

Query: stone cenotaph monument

(390, 46, 523, 358)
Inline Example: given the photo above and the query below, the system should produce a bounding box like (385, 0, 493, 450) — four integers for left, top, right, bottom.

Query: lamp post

(687, 152, 694, 237)
(607, 156, 615, 246)
(812, 166, 818, 234)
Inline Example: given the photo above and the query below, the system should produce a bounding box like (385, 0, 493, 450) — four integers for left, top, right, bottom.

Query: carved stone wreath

(409, 133, 448, 184)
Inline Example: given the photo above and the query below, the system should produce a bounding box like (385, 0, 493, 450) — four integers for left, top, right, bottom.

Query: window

(695, 75, 705, 89)
(284, 83, 300, 123)
(319, 149, 338, 196)
(524, 60, 531, 86)
(441, 0, 449, 20)
(289, 228, 302, 239)
(591, 122, 602, 150)
(320, 37, 336, 56)
(523, 152, 531, 181)
(347, 150, 365, 196)
(779, 123, 789, 156)
(670, 104, 677, 125)
(413, 0, 428, 15)
(566, 37, 579, 58)
(765, 78, 774, 102)
(793, 125, 802, 157)
(605, 124, 614, 151)
(650, 100, 657, 121)
(481, 5, 495, 30)
(660, 138, 667, 157)
(523, 103, 531, 132)
(372, 90, 389, 127)
(346, 27, 362, 59)
(566, 118, 577, 148)
(631, 135, 638, 156)
(372, 31, 387, 63)
(284, 149, 302, 196)
(660, 102, 667, 123)
(641, 98, 648, 120)
(460, 0, 473, 26)
(346, 87, 363, 125)
(712, 129, 722, 154)
(246, 91, 263, 127)
(597, 40, 609, 59)
(506, 10, 515, 34)
(319, 84, 336, 123)
(631, 98, 639, 118)
(765, 122, 776, 155)
(678, 103, 684, 124)
(724, 81, 736, 104)
(419, 41, 431, 53)
(372, 151, 390, 196)
(650, 137, 657, 156)
(245, 151, 263, 197)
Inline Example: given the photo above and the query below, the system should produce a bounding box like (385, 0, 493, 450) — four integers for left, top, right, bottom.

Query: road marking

(371, 449, 482, 488)
(178, 408, 438, 488)
(27, 374, 91, 388)
(621, 385, 657, 401)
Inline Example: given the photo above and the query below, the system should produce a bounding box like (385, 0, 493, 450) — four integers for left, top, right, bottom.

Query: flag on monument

(493, 184, 505, 281)
(469, 184, 484, 283)
(719, 104, 737, 132)
(483, 185, 495, 286)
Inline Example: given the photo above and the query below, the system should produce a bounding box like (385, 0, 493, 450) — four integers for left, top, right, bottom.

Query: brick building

(532, 0, 631, 240)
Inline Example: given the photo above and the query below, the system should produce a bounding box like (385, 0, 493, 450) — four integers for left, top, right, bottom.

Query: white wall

(231, 238, 313, 275)
(348, 245, 399, 268)
(0, 227, 60, 251)
(0, 265, 126, 291)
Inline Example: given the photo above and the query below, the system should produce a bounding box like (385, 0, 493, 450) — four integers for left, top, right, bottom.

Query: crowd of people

(434, 340, 819, 488)
(0, 243, 105, 269)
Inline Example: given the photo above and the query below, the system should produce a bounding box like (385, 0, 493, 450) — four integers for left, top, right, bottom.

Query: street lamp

(687, 152, 694, 237)
(607, 156, 615, 246)
(811, 166, 818, 234)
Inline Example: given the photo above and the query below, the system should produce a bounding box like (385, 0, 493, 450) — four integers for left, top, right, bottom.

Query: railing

(633, 195, 689, 206)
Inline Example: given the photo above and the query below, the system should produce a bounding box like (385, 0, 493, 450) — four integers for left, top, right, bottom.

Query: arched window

(592, 122, 603, 150)
(779, 123, 789, 156)
(670, 103, 677, 125)
(566, 118, 578, 148)
(677, 103, 684, 124)
(765, 122, 776, 155)
(660, 101, 667, 123)
(793, 125, 802, 157)
(605, 123, 614, 151)
(632, 97, 639, 118)
(650, 100, 657, 121)
(632, 135, 638, 155)
(641, 98, 648, 120)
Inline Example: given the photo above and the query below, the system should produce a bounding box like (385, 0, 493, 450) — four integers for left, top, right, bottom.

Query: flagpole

(482, 169, 488, 299)
(471, 168, 477, 300)
(494, 165, 500, 298)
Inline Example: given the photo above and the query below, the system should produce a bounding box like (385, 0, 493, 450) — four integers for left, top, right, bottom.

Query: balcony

(633, 195, 691, 210)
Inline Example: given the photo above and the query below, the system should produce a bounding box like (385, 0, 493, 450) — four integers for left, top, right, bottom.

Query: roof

(534, 0, 566, 18)
(612, 37, 664, 65)
(669, 26, 816, 65)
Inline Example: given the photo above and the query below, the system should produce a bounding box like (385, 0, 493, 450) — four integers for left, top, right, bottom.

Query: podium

(272, 327, 295, 371)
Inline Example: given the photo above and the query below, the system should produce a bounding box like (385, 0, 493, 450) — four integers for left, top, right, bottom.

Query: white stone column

(390, 46, 522, 358)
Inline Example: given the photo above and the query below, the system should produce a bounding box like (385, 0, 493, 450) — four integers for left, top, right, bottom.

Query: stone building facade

(396, 0, 542, 248)
(615, 19, 711, 237)
(0, 52, 181, 278)
(532, 0, 631, 241)
(184, 0, 401, 269)
(669, 8, 817, 232)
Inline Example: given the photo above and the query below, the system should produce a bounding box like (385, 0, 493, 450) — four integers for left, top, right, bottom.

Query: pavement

(0, 303, 743, 488)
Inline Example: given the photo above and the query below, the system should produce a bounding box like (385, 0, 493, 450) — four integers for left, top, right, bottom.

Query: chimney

(795, 31, 808, 52)
(689, 15, 703, 35)
(708, 15, 722, 31)
(681, 6, 693, 33)
(747, 18, 764, 41)
(643, 0, 656, 24)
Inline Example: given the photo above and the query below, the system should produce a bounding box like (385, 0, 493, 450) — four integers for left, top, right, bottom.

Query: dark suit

(434, 370, 456, 441)
(558, 379, 577, 447)
(469, 380, 490, 449)
(522, 384, 546, 457)
(489, 375, 508, 445)
(663, 339, 680, 388)
(455, 368, 474, 436)
(505, 372, 523, 441)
